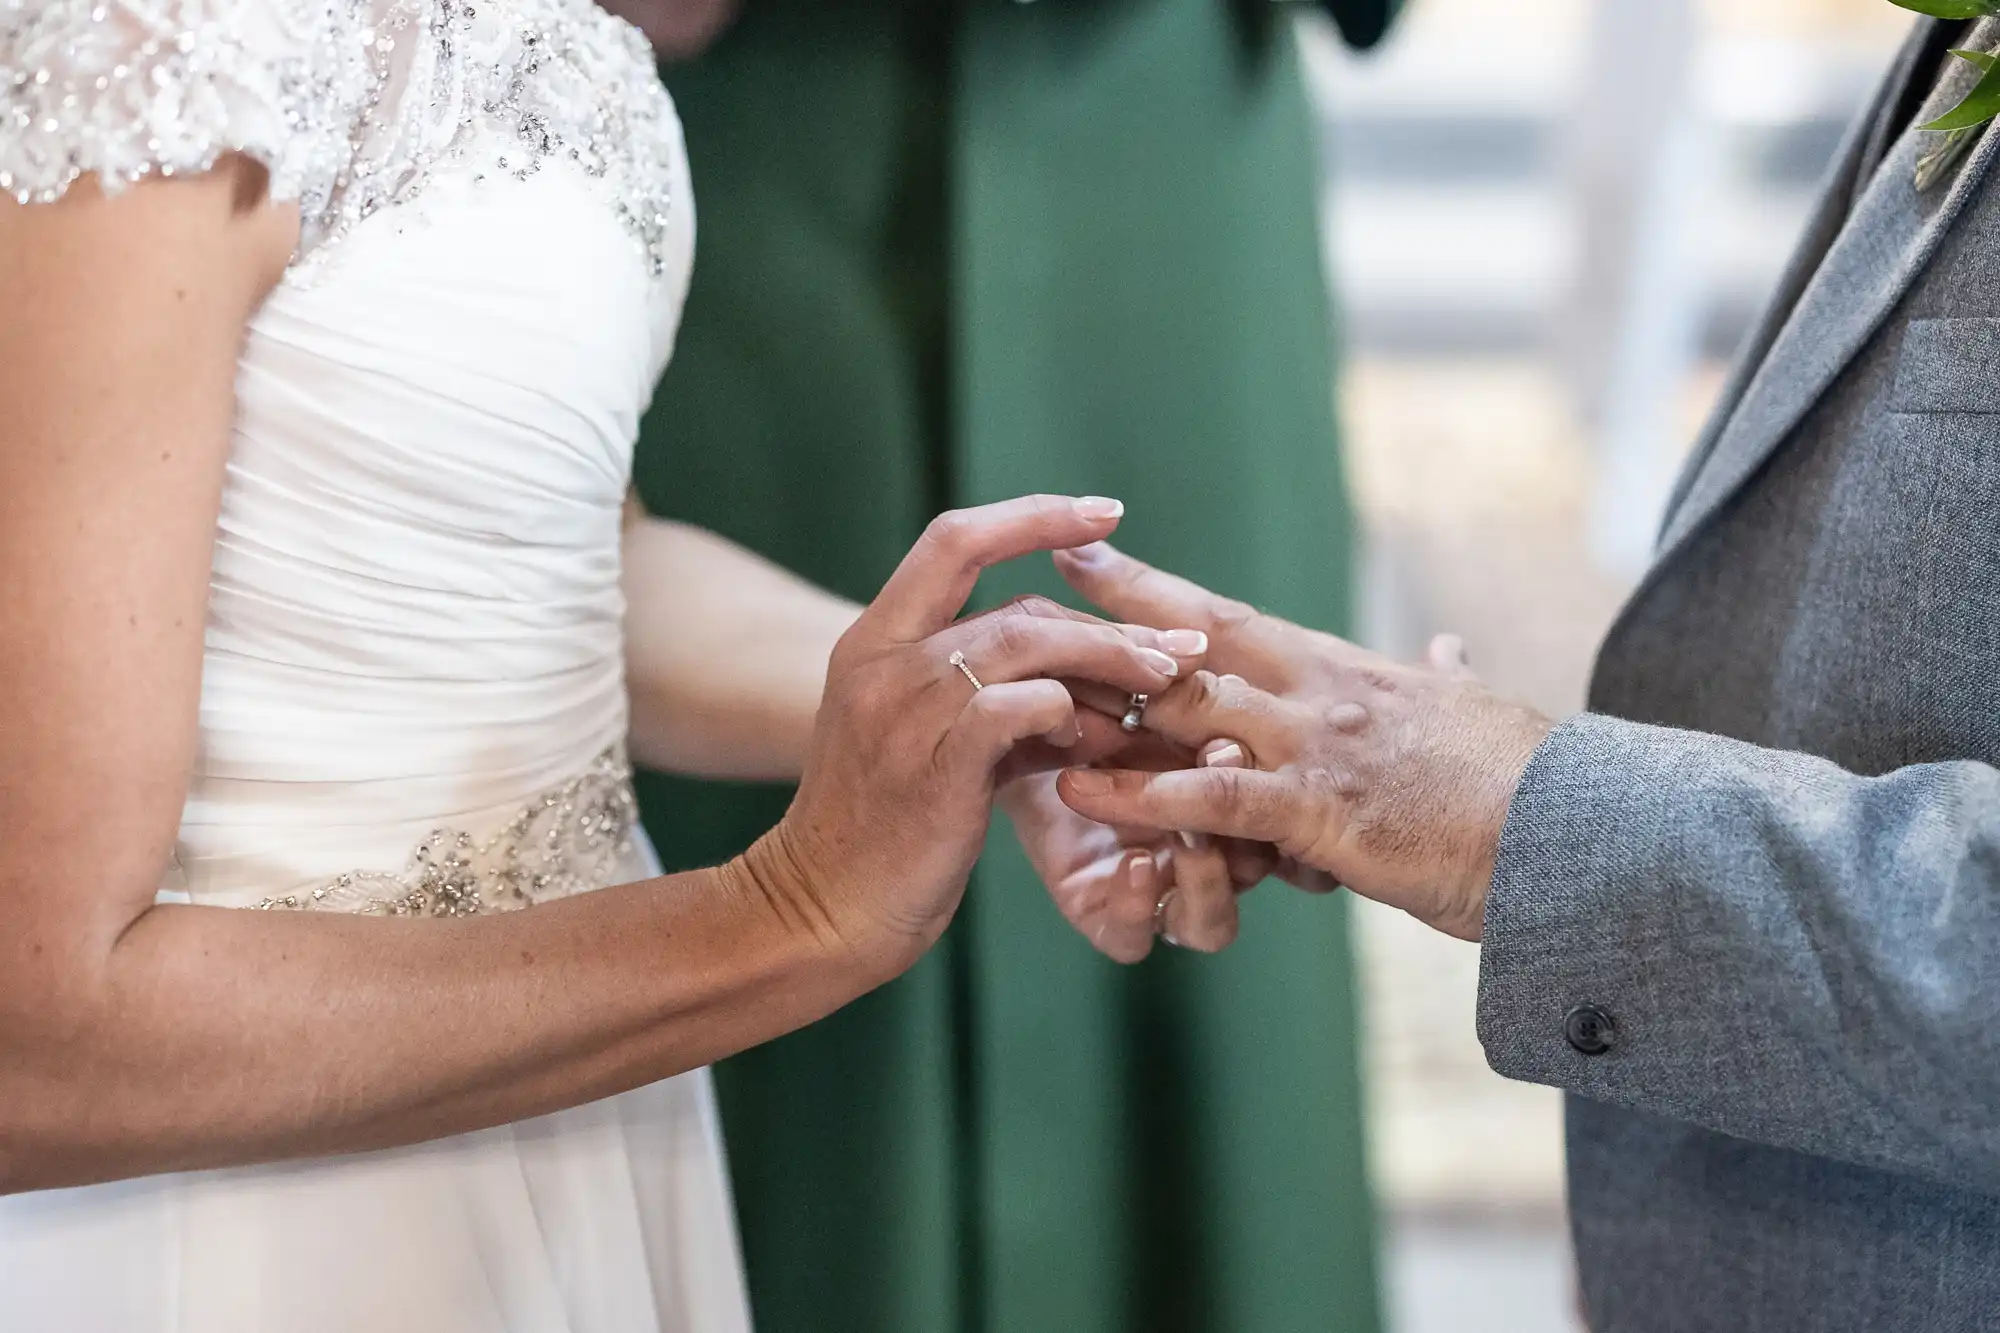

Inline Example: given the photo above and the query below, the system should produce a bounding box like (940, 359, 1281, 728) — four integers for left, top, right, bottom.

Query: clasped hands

(748, 496, 1555, 988)
(1012, 542, 1558, 958)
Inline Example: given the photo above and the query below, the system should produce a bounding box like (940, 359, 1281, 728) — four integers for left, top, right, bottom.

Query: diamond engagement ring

(948, 650, 985, 692)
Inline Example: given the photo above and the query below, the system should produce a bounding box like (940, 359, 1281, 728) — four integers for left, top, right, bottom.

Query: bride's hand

(734, 496, 1206, 973)
(999, 730, 1268, 964)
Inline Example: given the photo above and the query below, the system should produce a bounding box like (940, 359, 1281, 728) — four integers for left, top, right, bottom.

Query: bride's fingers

(998, 713, 1193, 785)
(937, 615, 1184, 699)
(1167, 746, 1256, 941)
(1160, 839, 1240, 954)
(994, 731, 1096, 786)
(857, 496, 1127, 645)
(1056, 848, 1163, 966)
(1109, 849, 1166, 963)
(941, 679, 1080, 777)
(956, 599, 1209, 681)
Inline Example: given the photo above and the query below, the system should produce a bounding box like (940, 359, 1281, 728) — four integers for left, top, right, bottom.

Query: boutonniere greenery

(1893, 1, 2000, 188)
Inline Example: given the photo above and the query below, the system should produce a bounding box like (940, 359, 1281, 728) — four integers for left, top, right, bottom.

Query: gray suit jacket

(1479, 20, 2000, 1331)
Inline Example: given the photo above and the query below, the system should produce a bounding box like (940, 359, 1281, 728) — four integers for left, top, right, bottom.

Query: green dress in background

(632, 2, 1393, 1329)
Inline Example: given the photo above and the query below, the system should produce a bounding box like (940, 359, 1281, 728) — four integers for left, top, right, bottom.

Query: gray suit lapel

(1653, 18, 2000, 559)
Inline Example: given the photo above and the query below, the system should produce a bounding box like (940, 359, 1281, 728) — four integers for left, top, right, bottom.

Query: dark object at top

(1327, 0, 1397, 52)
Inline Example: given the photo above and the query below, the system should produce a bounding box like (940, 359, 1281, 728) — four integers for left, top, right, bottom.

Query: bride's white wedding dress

(0, 2, 752, 1329)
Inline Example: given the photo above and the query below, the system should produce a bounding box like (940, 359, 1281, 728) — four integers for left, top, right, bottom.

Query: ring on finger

(1121, 693, 1150, 733)
(1153, 887, 1183, 948)
(948, 650, 985, 693)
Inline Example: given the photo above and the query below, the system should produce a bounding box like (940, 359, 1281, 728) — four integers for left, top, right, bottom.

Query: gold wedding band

(949, 651, 985, 692)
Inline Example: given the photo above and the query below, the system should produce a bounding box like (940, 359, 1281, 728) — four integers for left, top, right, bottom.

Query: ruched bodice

(180, 143, 692, 905)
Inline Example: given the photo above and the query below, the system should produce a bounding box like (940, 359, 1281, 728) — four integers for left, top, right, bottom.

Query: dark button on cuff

(1564, 1004, 1617, 1056)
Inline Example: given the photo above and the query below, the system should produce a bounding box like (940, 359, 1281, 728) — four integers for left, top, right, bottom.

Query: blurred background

(1306, 0, 1906, 1328)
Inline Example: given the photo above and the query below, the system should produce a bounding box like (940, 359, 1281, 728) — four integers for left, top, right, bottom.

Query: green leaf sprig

(1890, 0, 1997, 17)
(1891, 1, 2000, 188)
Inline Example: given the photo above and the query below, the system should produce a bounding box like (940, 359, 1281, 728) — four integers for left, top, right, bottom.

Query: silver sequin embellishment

(254, 747, 638, 917)
(1, 0, 679, 274)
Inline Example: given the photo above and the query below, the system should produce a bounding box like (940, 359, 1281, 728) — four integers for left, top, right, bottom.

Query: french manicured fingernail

(1074, 496, 1125, 522)
(1140, 648, 1180, 677)
(1064, 541, 1111, 565)
(1129, 850, 1156, 881)
(1065, 769, 1113, 795)
(1157, 629, 1208, 657)
(1178, 831, 1210, 852)
(1203, 743, 1246, 769)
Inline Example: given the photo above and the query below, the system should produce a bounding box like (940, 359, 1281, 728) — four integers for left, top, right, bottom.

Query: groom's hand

(1051, 543, 1554, 942)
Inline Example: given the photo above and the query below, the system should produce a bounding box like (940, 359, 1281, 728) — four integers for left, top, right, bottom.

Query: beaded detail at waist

(253, 747, 638, 917)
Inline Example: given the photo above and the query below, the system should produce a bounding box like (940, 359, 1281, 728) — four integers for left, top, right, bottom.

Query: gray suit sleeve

(1479, 713, 2000, 1192)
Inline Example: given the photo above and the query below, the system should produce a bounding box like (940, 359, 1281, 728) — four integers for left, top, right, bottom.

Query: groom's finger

(1064, 668, 1282, 735)
(1053, 542, 1290, 658)
(1057, 766, 1324, 852)
(1053, 540, 1225, 627)
(857, 496, 1127, 644)
(1131, 670, 1296, 760)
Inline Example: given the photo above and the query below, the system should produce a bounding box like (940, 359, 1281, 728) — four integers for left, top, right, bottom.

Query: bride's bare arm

(0, 164, 1176, 1194)
(622, 506, 857, 781)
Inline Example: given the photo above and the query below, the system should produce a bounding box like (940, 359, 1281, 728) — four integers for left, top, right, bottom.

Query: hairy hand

(1049, 544, 1553, 942)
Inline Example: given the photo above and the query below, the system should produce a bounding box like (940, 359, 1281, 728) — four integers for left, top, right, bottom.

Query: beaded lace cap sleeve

(2, 0, 680, 271)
